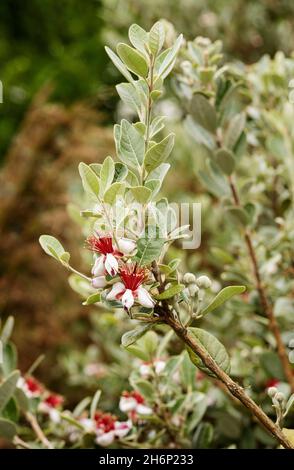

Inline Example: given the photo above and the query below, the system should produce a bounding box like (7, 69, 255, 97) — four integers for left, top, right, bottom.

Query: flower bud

(275, 392, 285, 402)
(188, 283, 199, 297)
(267, 387, 278, 398)
(183, 272, 196, 284)
(196, 275, 212, 289)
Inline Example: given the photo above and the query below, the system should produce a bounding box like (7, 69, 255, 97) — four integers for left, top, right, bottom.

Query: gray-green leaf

(187, 328, 230, 377)
(117, 43, 148, 78)
(144, 134, 174, 172)
(201, 285, 246, 316)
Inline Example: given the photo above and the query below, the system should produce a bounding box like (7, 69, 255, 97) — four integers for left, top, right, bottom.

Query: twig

(164, 312, 293, 449)
(13, 435, 32, 449)
(228, 175, 294, 392)
(25, 411, 54, 449)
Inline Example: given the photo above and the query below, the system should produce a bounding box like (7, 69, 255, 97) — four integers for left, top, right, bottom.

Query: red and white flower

(119, 391, 152, 417)
(106, 264, 154, 311)
(94, 412, 131, 446)
(38, 393, 64, 423)
(87, 234, 136, 281)
(17, 376, 43, 398)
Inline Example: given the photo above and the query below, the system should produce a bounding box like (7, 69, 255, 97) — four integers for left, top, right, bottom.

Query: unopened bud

(188, 284, 199, 297)
(275, 392, 285, 402)
(196, 275, 212, 289)
(267, 387, 278, 398)
(183, 272, 196, 284)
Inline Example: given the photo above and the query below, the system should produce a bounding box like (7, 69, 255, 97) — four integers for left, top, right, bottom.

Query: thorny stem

(25, 411, 54, 449)
(228, 175, 294, 393)
(151, 261, 293, 449)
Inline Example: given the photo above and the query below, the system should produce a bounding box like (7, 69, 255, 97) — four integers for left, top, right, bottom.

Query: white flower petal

(106, 282, 125, 301)
(92, 256, 105, 276)
(80, 418, 95, 433)
(92, 276, 107, 289)
(105, 253, 119, 276)
(121, 289, 135, 310)
(96, 430, 115, 446)
(49, 409, 61, 423)
(114, 420, 132, 438)
(139, 363, 152, 378)
(117, 238, 136, 254)
(136, 287, 154, 308)
(119, 396, 137, 413)
(155, 360, 166, 375)
(136, 404, 152, 415)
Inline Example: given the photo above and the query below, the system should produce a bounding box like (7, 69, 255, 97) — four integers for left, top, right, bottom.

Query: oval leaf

(201, 285, 246, 316)
(155, 284, 184, 300)
(117, 43, 148, 78)
(187, 328, 230, 377)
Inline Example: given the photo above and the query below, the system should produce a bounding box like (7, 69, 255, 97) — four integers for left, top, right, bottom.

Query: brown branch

(164, 312, 293, 449)
(228, 176, 294, 392)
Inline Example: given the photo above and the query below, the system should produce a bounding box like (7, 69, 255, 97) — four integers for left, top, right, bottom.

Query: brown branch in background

(228, 175, 294, 393)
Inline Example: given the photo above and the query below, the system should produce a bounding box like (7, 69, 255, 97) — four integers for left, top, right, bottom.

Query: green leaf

(130, 186, 152, 203)
(90, 390, 102, 421)
(149, 21, 165, 55)
(201, 285, 246, 316)
(224, 113, 246, 150)
(2, 343, 17, 376)
(128, 24, 148, 55)
(134, 380, 155, 400)
(155, 284, 184, 300)
(39, 235, 65, 262)
(144, 134, 175, 172)
(121, 323, 154, 348)
(0, 371, 20, 413)
(89, 163, 101, 176)
(113, 162, 128, 183)
(105, 46, 133, 82)
(78, 162, 100, 198)
(82, 292, 101, 306)
(116, 83, 141, 117)
(104, 182, 125, 205)
(144, 179, 161, 198)
(185, 115, 216, 150)
(187, 328, 230, 376)
(215, 148, 236, 175)
(193, 422, 214, 448)
(0, 316, 14, 345)
(0, 418, 17, 440)
(2, 397, 19, 422)
(190, 93, 217, 133)
(157, 34, 183, 78)
(134, 237, 165, 266)
(117, 43, 148, 77)
(14, 388, 29, 412)
(119, 119, 145, 169)
(226, 206, 249, 226)
(100, 156, 115, 196)
(73, 397, 91, 418)
(146, 162, 170, 182)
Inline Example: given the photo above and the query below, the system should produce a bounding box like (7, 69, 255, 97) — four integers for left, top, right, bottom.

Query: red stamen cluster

(26, 377, 43, 394)
(119, 264, 149, 291)
(122, 390, 145, 404)
(44, 394, 64, 408)
(86, 235, 114, 255)
(94, 412, 116, 432)
(265, 378, 280, 389)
